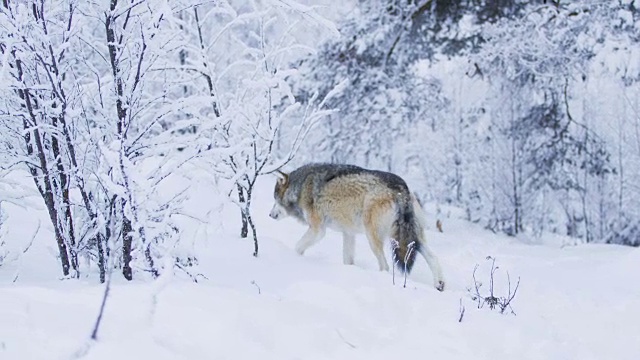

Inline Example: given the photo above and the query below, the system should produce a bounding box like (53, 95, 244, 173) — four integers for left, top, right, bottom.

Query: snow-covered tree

(1, 1, 197, 279)
(288, 0, 640, 245)
(469, 1, 637, 241)
(1, 0, 87, 276)
(175, 1, 339, 256)
(288, 0, 453, 172)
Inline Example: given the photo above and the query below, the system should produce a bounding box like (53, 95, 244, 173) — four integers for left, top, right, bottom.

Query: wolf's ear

(275, 170, 289, 185)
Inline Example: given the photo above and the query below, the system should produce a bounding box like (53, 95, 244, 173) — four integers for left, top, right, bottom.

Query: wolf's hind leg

(363, 203, 392, 271)
(342, 233, 355, 265)
(364, 228, 389, 271)
(364, 200, 392, 272)
(363, 221, 389, 271)
(417, 243, 445, 291)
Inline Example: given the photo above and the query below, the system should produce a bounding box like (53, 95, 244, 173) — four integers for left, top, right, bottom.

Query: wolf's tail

(391, 194, 422, 273)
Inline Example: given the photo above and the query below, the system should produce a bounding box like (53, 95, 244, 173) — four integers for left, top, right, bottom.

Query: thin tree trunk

(100, 195, 118, 283)
(106, 0, 137, 280)
(244, 188, 258, 257)
(248, 210, 258, 257)
(194, 6, 221, 118)
(51, 115, 78, 275)
(238, 184, 248, 238)
(97, 231, 106, 283)
(511, 135, 521, 235)
(30, 130, 71, 275)
(581, 131, 591, 243)
(121, 202, 133, 281)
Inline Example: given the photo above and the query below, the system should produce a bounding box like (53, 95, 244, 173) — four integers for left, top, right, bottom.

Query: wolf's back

(287, 163, 365, 197)
(281, 163, 365, 221)
(289, 163, 364, 186)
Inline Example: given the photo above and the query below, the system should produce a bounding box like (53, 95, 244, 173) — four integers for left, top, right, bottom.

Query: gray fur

(275, 163, 364, 222)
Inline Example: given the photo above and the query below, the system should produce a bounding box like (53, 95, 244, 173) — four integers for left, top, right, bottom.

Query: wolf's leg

(294, 209, 325, 255)
(417, 243, 445, 291)
(363, 201, 391, 272)
(295, 226, 325, 255)
(342, 233, 355, 265)
(363, 228, 389, 271)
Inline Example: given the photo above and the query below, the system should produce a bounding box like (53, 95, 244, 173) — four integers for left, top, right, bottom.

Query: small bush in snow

(467, 256, 520, 315)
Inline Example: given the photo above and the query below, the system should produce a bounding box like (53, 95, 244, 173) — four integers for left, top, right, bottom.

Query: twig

(469, 264, 483, 308)
(90, 271, 112, 340)
(251, 280, 261, 295)
(335, 329, 357, 349)
(403, 241, 415, 288)
(22, 219, 41, 254)
(487, 256, 499, 310)
(501, 272, 521, 315)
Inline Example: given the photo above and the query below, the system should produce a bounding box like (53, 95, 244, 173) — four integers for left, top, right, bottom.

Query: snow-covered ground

(1, 176, 639, 360)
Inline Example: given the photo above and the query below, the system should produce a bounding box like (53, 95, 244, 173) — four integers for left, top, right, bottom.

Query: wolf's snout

(269, 203, 284, 220)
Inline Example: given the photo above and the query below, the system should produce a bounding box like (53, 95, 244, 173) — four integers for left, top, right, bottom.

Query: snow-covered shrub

(467, 256, 520, 315)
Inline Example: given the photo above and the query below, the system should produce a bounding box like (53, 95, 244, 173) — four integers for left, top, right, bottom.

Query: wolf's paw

(294, 245, 306, 256)
(435, 280, 445, 292)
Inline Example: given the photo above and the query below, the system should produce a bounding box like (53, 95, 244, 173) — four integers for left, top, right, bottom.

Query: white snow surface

(1, 177, 639, 360)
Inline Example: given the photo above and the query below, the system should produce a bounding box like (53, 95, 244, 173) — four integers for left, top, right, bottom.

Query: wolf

(269, 163, 445, 291)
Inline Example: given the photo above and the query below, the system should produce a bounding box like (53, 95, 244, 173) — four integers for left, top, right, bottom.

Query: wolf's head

(269, 170, 289, 220)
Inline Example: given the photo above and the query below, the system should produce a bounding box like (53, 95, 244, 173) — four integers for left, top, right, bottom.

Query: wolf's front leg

(342, 233, 355, 265)
(295, 226, 326, 255)
(295, 210, 325, 255)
